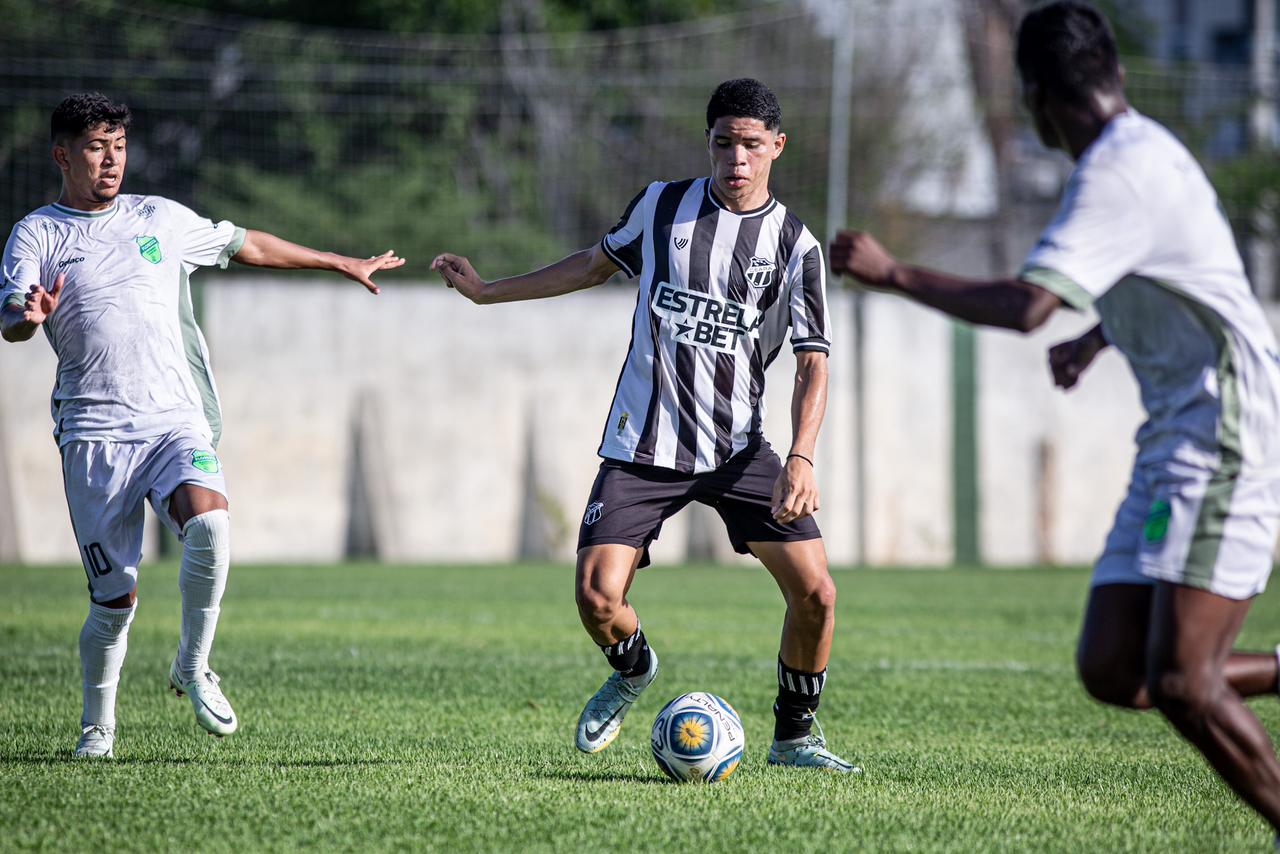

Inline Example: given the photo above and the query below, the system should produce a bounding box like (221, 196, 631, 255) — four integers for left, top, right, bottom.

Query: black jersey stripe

(799, 244, 826, 341)
(675, 184, 721, 471)
(604, 188, 647, 277)
(633, 179, 695, 465)
(713, 213, 766, 464)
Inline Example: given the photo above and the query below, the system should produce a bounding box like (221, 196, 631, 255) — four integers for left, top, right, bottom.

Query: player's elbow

(1011, 286, 1060, 334)
(0, 313, 30, 343)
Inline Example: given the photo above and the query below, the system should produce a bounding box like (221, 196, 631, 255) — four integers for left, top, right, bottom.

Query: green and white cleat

(169, 658, 238, 737)
(575, 648, 659, 754)
(74, 724, 115, 758)
(768, 723, 861, 774)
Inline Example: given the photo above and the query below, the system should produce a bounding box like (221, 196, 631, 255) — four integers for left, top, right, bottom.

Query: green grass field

(3, 561, 1280, 851)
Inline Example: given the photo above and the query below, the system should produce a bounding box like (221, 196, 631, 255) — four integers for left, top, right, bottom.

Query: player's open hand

(22, 273, 65, 325)
(340, 250, 404, 295)
(829, 230, 900, 289)
(1049, 324, 1108, 390)
(431, 253, 487, 304)
(772, 455, 820, 524)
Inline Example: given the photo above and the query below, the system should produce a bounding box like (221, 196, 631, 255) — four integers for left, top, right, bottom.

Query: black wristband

(786, 453, 814, 467)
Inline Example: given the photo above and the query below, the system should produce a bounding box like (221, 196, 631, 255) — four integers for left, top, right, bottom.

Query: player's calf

(169, 509, 237, 737)
(79, 601, 136, 746)
(175, 509, 230, 679)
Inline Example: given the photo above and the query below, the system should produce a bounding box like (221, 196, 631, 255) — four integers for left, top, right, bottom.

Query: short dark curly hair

(51, 92, 132, 143)
(1016, 1, 1122, 104)
(706, 78, 782, 132)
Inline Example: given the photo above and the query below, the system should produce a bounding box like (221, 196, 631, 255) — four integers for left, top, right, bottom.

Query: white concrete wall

(0, 279, 1158, 567)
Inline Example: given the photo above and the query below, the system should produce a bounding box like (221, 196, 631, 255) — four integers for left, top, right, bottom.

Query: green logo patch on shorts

(191, 450, 220, 474)
(1143, 499, 1171, 543)
(135, 235, 163, 264)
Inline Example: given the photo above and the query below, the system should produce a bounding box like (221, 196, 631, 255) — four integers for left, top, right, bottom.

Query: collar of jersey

(704, 179, 777, 218)
(51, 201, 119, 219)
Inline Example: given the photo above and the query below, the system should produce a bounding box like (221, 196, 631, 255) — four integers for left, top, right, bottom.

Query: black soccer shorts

(576, 435, 822, 567)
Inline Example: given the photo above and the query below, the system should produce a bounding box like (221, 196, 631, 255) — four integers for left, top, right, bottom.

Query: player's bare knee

(1147, 665, 1221, 722)
(1077, 663, 1145, 709)
(575, 583, 621, 628)
(791, 576, 836, 625)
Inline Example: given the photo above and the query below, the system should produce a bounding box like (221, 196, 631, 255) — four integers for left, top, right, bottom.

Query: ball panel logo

(651, 282, 764, 354)
(584, 501, 605, 526)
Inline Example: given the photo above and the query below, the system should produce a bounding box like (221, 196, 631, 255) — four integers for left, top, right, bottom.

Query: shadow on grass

(536, 768, 670, 786)
(1, 754, 409, 768)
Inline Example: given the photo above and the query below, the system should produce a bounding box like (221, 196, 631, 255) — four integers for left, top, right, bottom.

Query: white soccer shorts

(60, 428, 228, 603)
(1092, 459, 1280, 600)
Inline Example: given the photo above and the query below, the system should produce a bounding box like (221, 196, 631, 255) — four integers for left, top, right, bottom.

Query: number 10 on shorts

(83, 542, 113, 577)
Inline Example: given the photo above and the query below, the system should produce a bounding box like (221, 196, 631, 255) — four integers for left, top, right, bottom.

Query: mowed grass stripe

(2, 562, 1278, 851)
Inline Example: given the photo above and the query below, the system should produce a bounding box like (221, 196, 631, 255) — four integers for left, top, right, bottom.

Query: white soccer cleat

(169, 657, 238, 737)
(575, 648, 659, 754)
(767, 730, 861, 774)
(768, 715, 860, 773)
(75, 724, 115, 758)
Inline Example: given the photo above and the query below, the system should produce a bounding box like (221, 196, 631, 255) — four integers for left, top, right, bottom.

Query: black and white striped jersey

(597, 177, 830, 475)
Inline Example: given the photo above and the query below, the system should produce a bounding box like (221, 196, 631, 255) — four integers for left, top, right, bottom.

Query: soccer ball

(650, 692, 745, 783)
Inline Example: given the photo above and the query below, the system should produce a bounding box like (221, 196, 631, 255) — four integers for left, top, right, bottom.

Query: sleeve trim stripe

(793, 342, 830, 354)
(217, 226, 247, 270)
(1019, 265, 1094, 310)
(600, 237, 637, 278)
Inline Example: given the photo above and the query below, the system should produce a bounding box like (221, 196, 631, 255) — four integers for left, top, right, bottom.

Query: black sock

(600, 624, 650, 678)
(773, 657, 826, 741)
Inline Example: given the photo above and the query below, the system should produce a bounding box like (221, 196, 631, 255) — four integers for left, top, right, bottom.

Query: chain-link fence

(0, 0, 1276, 287)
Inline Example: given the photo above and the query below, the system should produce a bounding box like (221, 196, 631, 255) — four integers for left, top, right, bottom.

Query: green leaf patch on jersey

(191, 450, 220, 474)
(1143, 499, 1171, 544)
(135, 235, 163, 264)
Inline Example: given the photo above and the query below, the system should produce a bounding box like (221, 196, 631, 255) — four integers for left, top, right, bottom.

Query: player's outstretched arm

(431, 244, 620, 305)
(231, 230, 404, 294)
(772, 351, 829, 524)
(1048, 323, 1108, 390)
(0, 273, 65, 343)
(830, 230, 1061, 333)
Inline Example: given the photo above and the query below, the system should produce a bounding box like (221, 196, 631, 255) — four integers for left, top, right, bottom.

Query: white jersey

(2, 195, 244, 446)
(1021, 111, 1280, 477)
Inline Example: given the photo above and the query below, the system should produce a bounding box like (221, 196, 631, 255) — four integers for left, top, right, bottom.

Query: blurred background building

(0, 0, 1276, 567)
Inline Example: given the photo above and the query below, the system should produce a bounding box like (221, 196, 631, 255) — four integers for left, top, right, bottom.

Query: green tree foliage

(163, 0, 744, 34)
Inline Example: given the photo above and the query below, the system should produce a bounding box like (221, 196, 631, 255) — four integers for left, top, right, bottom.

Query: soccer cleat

(169, 657, 238, 737)
(75, 724, 115, 758)
(768, 718, 860, 773)
(575, 648, 659, 754)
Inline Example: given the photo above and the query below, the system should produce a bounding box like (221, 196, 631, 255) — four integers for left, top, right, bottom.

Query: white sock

(80, 601, 137, 729)
(177, 509, 231, 679)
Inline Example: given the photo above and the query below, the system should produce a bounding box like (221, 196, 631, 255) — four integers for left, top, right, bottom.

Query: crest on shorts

(744, 256, 776, 289)
(191, 449, 220, 474)
(584, 501, 605, 526)
(1143, 499, 1171, 543)
(135, 235, 163, 264)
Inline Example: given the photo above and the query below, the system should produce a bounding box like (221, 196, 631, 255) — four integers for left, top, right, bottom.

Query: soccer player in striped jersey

(832, 1, 1280, 838)
(1, 93, 403, 758)
(433, 78, 855, 772)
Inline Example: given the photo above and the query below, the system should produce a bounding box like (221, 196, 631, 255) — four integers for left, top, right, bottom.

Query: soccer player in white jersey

(832, 1, 1280, 837)
(433, 79, 856, 772)
(1, 93, 404, 758)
